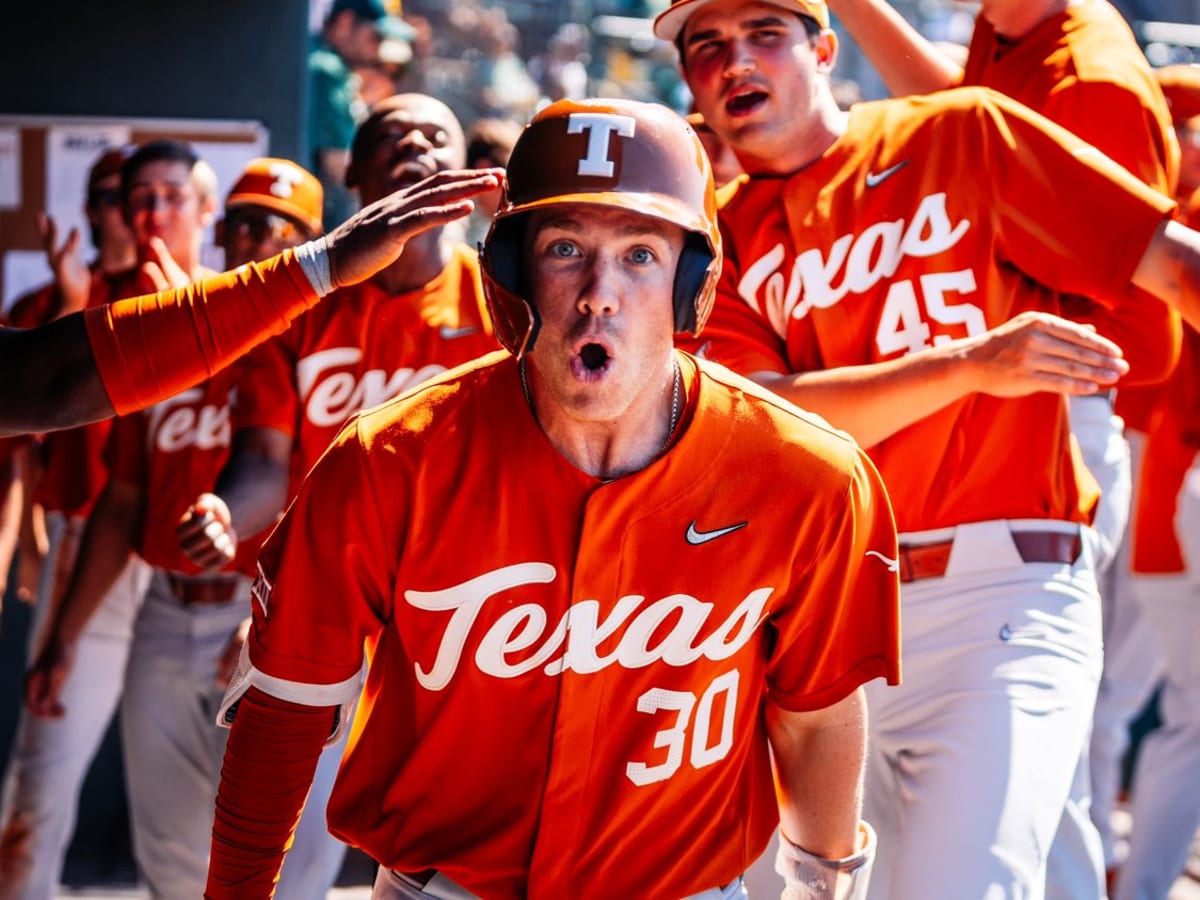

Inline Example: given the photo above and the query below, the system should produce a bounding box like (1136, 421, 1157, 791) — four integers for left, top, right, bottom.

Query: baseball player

(657, 1, 1200, 897)
(22, 158, 346, 900)
(177, 94, 499, 575)
(203, 97, 901, 900)
(820, 5, 1181, 890)
(0, 168, 503, 439)
(0, 138, 224, 900)
(1112, 64, 1200, 900)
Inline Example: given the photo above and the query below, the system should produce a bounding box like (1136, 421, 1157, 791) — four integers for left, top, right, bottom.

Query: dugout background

(0, 1, 363, 889)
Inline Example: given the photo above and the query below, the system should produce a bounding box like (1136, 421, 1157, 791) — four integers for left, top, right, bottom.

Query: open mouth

(580, 343, 608, 371)
(726, 89, 768, 117)
(572, 342, 612, 381)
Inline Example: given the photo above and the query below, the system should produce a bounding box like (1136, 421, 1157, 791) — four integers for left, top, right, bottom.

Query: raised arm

(752, 311, 1128, 449)
(827, 0, 962, 96)
(0, 168, 503, 438)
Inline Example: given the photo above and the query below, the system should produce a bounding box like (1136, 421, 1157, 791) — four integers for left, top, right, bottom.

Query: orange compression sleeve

(83, 248, 324, 416)
(204, 686, 334, 900)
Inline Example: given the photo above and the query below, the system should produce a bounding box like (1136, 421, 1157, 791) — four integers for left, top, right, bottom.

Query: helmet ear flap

(673, 232, 714, 334)
(480, 214, 541, 358)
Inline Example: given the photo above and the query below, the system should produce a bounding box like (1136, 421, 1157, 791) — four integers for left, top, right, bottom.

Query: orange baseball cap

(654, 0, 829, 42)
(87, 144, 136, 191)
(224, 157, 324, 236)
(1156, 65, 1200, 127)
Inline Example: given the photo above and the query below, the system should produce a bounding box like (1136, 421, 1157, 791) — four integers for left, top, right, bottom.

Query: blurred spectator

(529, 22, 591, 104)
(470, 8, 539, 121)
(309, 0, 415, 228)
(459, 116, 523, 247)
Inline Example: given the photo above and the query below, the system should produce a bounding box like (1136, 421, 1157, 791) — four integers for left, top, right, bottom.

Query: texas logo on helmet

(480, 97, 722, 358)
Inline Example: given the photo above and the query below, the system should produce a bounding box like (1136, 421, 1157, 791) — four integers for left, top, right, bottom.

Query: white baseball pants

(864, 519, 1103, 900)
(1046, 396, 1131, 900)
(121, 568, 348, 900)
(1114, 454, 1200, 900)
(0, 511, 149, 900)
(370, 867, 749, 899)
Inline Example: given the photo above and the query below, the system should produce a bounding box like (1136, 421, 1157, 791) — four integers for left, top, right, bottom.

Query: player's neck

(372, 229, 453, 295)
(522, 356, 682, 481)
(98, 240, 137, 275)
(738, 103, 848, 178)
(984, 0, 1080, 41)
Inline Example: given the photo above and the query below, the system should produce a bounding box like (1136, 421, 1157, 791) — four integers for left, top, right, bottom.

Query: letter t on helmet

(479, 98, 723, 358)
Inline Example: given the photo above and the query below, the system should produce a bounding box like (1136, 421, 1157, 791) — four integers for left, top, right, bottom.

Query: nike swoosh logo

(440, 325, 480, 340)
(864, 160, 910, 188)
(686, 520, 748, 545)
(865, 550, 899, 571)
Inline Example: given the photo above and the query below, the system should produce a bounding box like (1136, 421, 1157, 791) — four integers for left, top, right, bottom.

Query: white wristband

(293, 236, 334, 298)
(775, 821, 876, 900)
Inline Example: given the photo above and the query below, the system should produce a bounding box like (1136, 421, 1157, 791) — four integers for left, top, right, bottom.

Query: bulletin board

(0, 114, 269, 314)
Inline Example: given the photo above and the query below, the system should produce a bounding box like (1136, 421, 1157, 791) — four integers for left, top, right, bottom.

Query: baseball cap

(224, 158, 324, 237)
(653, 0, 829, 43)
(87, 144, 137, 192)
(330, 0, 416, 42)
(1155, 65, 1200, 127)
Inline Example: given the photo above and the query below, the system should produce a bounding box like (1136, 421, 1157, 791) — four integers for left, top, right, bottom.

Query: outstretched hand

(326, 168, 504, 289)
(966, 311, 1129, 397)
(38, 213, 90, 316)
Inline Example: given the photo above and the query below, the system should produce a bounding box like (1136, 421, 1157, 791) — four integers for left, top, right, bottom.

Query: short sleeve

(766, 447, 902, 711)
(247, 417, 400, 690)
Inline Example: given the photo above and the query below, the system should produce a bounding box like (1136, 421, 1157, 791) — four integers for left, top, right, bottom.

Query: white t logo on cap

(567, 113, 637, 177)
(268, 162, 304, 199)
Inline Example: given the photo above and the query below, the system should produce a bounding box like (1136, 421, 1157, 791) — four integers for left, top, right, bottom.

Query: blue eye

(630, 247, 655, 264)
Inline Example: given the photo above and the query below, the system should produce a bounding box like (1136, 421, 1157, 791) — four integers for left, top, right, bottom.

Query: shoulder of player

(691, 355, 864, 475)
(352, 350, 512, 445)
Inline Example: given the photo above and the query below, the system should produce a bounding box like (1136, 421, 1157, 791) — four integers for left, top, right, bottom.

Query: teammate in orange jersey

(0, 166, 503, 439)
(176, 94, 500, 575)
(822, 2, 1182, 893)
(1113, 64, 1200, 900)
(658, 1, 1200, 898)
(21, 158, 347, 900)
(202, 98, 901, 900)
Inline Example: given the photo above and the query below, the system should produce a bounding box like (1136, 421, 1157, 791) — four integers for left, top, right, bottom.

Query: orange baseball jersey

(105, 367, 270, 577)
(963, 0, 1182, 401)
(233, 351, 901, 899)
(1130, 199, 1200, 574)
(690, 88, 1174, 534)
(233, 243, 497, 479)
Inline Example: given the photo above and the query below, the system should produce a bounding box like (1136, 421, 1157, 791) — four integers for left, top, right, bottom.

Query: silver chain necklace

(519, 356, 682, 455)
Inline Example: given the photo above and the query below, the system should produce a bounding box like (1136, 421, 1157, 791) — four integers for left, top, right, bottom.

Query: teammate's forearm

(765, 689, 867, 860)
(827, 0, 962, 96)
(49, 484, 141, 647)
(84, 248, 327, 421)
(753, 344, 975, 448)
(1133, 218, 1200, 332)
(214, 444, 291, 539)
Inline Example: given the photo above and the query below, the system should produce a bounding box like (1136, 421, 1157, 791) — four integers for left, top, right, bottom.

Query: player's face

(87, 173, 136, 256)
(125, 160, 211, 262)
(680, 0, 835, 174)
(353, 99, 466, 204)
(524, 204, 683, 427)
(220, 206, 309, 268)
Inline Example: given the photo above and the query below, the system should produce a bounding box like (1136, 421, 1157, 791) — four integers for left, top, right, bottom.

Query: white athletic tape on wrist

(293, 236, 334, 297)
(775, 821, 876, 900)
